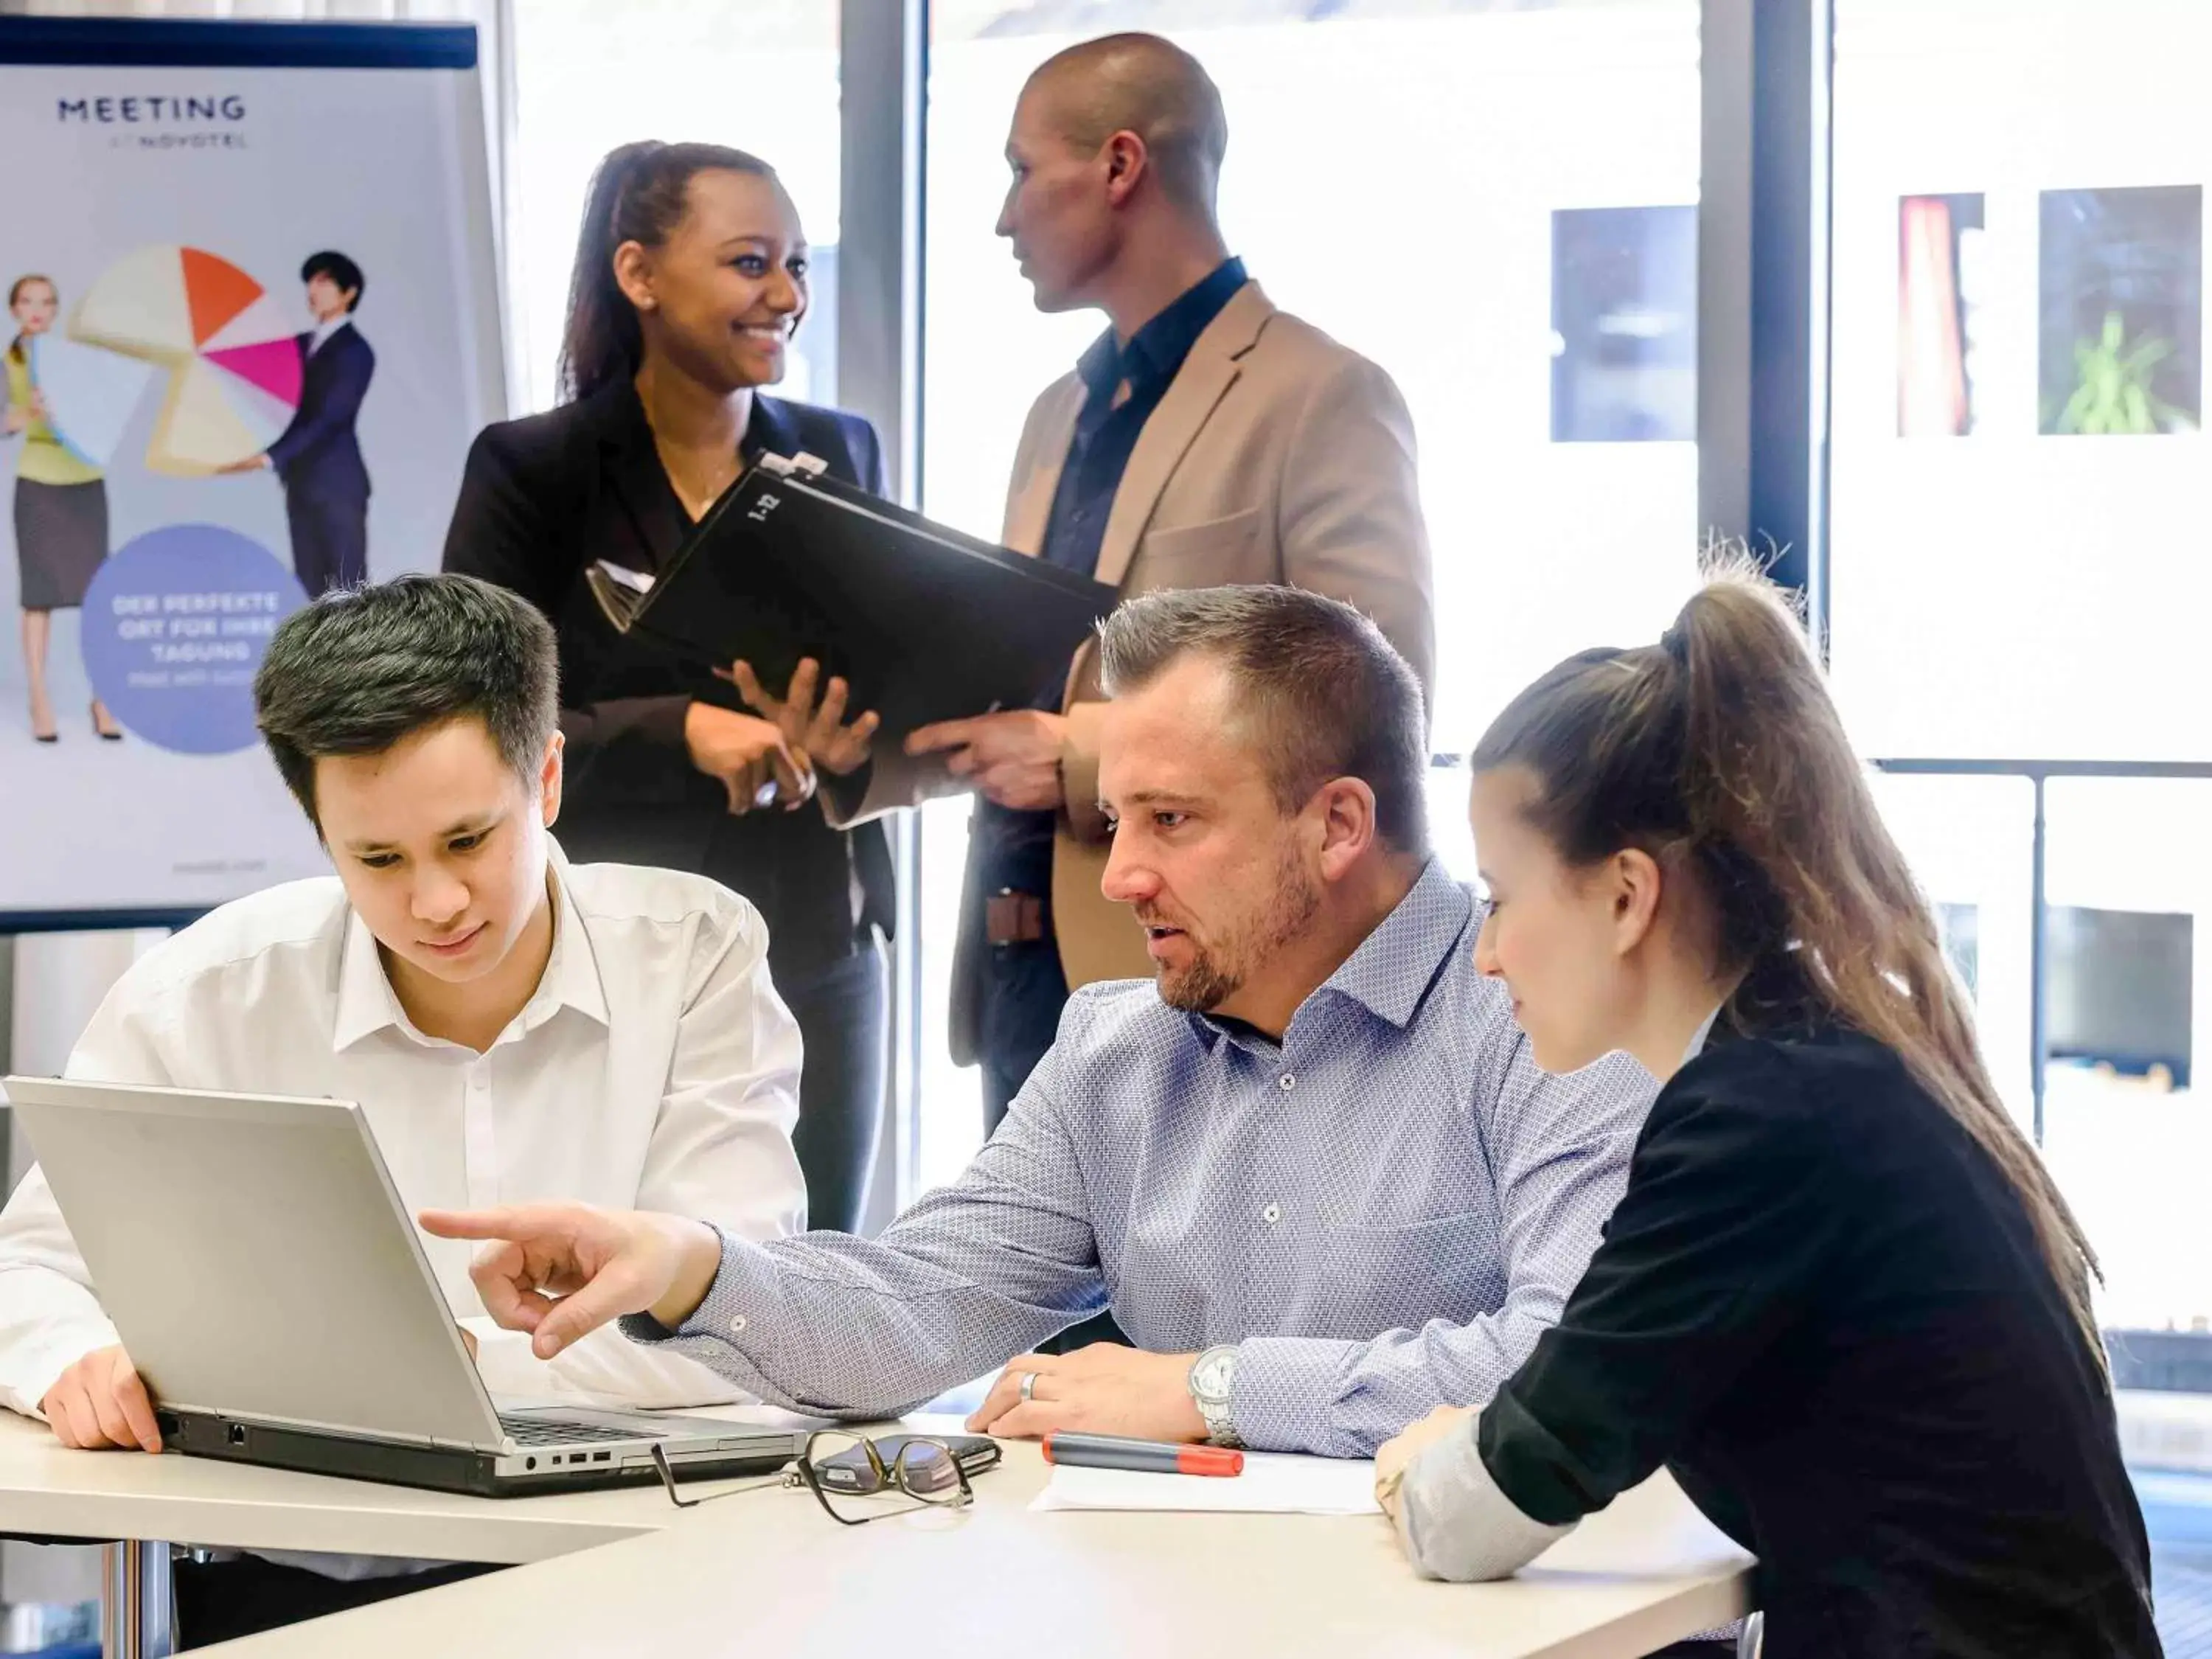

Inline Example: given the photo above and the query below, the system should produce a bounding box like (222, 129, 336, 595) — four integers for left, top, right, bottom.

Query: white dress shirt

(0, 841, 807, 1425)
(307, 316, 350, 356)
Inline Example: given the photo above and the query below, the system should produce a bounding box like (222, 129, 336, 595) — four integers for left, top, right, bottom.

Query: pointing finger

(419, 1206, 537, 1242)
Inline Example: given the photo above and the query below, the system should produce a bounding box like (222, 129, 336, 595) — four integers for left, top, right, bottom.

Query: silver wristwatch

(1189, 1344, 1243, 1447)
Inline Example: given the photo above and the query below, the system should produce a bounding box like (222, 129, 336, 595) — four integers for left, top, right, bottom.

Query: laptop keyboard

(497, 1414, 648, 1447)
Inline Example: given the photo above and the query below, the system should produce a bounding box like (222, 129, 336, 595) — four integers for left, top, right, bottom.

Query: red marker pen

(1042, 1431, 1245, 1477)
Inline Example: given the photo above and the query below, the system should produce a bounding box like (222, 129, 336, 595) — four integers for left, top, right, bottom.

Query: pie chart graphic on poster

(39, 246, 302, 474)
(80, 524, 307, 755)
(25, 334, 154, 468)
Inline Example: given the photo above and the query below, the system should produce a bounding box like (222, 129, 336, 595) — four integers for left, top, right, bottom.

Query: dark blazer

(442, 378, 894, 985)
(1475, 1012, 2157, 1658)
(268, 322, 373, 504)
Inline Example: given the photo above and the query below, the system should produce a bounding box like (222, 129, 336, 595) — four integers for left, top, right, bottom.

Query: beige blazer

(841, 280, 1435, 1064)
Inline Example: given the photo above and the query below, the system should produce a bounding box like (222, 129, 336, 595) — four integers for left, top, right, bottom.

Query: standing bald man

(861, 35, 1435, 1137)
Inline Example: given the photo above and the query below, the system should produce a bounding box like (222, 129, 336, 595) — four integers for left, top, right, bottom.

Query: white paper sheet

(1030, 1451, 1382, 1515)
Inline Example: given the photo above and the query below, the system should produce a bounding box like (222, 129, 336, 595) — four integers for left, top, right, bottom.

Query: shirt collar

(1684, 1004, 1724, 1065)
(1076, 256, 1250, 400)
(1186, 858, 1471, 1048)
(1315, 858, 1472, 1029)
(330, 838, 609, 1052)
(310, 316, 349, 352)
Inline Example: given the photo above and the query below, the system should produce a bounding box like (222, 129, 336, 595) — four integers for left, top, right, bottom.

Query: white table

(0, 1405, 716, 1656)
(0, 1411, 1752, 1658)
(0, 1408, 695, 1566)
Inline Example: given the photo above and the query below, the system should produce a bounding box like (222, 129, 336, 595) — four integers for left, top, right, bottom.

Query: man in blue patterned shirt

(425, 589, 1656, 1458)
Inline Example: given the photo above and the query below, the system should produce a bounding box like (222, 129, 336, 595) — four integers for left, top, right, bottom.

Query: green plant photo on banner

(2054, 310, 2191, 435)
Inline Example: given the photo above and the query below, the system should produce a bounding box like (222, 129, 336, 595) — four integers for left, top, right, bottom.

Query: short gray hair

(1097, 585, 1429, 855)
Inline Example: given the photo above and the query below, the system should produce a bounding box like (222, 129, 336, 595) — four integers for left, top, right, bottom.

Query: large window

(1870, 770, 2212, 1339)
(504, 1, 840, 414)
(2042, 779, 2212, 1335)
(1863, 772, 2037, 1120)
(914, 0, 1701, 1180)
(1834, 1, 2212, 1353)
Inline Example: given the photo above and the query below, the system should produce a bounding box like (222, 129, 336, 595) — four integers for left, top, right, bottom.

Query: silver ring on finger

(1018, 1371, 1039, 1404)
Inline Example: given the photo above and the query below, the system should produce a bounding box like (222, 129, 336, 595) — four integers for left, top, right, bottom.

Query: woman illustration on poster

(3, 274, 121, 744)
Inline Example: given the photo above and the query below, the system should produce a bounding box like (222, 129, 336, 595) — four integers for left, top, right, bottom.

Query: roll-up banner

(0, 16, 504, 926)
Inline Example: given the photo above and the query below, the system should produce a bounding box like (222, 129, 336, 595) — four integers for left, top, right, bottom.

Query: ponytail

(557, 141, 778, 404)
(1472, 549, 2107, 1371)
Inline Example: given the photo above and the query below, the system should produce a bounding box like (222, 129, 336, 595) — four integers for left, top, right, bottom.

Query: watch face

(1193, 1350, 1234, 1401)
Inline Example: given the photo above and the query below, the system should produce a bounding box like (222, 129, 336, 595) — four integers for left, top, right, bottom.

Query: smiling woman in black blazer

(444, 141, 891, 1233)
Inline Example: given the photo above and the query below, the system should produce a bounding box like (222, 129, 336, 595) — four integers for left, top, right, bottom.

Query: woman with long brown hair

(1374, 560, 2157, 1655)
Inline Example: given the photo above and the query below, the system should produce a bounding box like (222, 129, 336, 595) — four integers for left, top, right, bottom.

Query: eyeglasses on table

(651, 1429, 979, 1525)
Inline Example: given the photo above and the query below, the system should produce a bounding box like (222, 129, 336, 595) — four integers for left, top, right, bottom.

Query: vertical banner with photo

(2039, 184, 2203, 437)
(1897, 192, 1986, 437)
(0, 17, 504, 924)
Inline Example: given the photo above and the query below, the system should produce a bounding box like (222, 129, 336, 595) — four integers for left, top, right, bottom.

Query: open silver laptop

(2, 1076, 809, 1498)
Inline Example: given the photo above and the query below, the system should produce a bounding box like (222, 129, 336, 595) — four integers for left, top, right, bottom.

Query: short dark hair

(254, 574, 558, 828)
(301, 250, 364, 311)
(1097, 585, 1429, 855)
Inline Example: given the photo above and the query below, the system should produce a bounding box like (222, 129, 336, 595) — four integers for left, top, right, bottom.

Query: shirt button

(1279, 1074, 1295, 1092)
(1262, 1203, 1282, 1225)
(728, 1315, 748, 1335)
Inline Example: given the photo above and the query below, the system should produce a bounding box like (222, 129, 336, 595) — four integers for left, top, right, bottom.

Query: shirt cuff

(1229, 1335, 1366, 1455)
(1397, 1417, 1574, 1582)
(617, 1228, 795, 1405)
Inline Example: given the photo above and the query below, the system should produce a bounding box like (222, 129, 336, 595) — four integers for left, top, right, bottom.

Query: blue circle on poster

(80, 525, 307, 755)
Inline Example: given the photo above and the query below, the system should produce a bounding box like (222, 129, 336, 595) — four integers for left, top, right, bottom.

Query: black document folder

(588, 453, 1118, 741)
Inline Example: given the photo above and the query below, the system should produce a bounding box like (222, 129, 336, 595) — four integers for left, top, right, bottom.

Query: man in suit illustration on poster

(224, 251, 375, 595)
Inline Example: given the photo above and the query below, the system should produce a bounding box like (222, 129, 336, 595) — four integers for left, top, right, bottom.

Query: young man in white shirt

(0, 573, 806, 1641)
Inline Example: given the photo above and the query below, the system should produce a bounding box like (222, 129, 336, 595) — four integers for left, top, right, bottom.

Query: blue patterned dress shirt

(630, 860, 1657, 1456)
